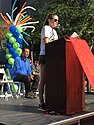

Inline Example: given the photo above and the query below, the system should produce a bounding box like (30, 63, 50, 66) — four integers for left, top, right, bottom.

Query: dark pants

(31, 75, 40, 92)
(13, 74, 31, 95)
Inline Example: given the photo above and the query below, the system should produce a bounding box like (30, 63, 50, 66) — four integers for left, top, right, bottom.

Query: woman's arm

(43, 37, 50, 44)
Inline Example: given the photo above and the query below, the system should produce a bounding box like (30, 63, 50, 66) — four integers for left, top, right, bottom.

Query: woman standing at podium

(38, 13, 59, 111)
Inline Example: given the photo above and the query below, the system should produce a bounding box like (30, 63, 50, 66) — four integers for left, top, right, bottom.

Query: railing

(48, 112, 94, 125)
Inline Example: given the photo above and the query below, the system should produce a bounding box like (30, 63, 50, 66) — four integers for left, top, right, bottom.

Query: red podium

(45, 38, 85, 114)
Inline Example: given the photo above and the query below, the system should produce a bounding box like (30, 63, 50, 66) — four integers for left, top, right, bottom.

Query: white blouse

(40, 25, 58, 55)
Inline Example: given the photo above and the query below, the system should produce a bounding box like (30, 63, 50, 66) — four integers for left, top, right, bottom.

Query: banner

(69, 37, 94, 89)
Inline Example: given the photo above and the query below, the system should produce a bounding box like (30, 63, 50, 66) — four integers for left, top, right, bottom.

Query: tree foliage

(0, 0, 94, 59)
(30, 0, 94, 54)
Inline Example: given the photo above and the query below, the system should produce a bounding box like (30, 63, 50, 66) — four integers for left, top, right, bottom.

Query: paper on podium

(71, 32, 79, 38)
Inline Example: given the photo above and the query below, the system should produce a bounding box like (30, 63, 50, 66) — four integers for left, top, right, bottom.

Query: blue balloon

(6, 43, 12, 48)
(4, 84, 8, 91)
(5, 62, 12, 69)
(16, 37, 22, 44)
(6, 64, 12, 69)
(6, 60, 9, 64)
(13, 32, 20, 38)
(6, 39, 9, 43)
(12, 53, 19, 59)
(9, 26, 17, 33)
(9, 47, 15, 54)
(6, 39, 12, 48)
(20, 44, 22, 48)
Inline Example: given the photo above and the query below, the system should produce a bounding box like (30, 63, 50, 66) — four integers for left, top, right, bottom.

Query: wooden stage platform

(0, 93, 94, 125)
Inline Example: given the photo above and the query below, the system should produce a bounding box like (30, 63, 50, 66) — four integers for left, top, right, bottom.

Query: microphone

(56, 24, 65, 38)
(56, 24, 60, 29)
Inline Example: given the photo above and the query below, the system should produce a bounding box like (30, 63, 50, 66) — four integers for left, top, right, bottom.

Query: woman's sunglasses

(52, 18, 59, 22)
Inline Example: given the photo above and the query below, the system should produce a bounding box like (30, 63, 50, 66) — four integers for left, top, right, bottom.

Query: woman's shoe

(38, 103, 46, 111)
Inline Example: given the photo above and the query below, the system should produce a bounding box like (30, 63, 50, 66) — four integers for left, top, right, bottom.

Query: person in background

(31, 60, 40, 97)
(29, 58, 33, 66)
(12, 47, 34, 98)
(38, 13, 59, 111)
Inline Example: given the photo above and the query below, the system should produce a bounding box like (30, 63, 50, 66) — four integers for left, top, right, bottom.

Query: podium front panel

(45, 38, 85, 114)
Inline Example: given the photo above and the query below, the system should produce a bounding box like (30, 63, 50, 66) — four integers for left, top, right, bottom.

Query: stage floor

(0, 93, 94, 125)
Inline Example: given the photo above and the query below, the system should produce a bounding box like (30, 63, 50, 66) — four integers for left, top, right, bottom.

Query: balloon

(6, 48, 9, 52)
(6, 42, 12, 48)
(9, 37, 16, 44)
(11, 84, 18, 93)
(6, 63, 12, 69)
(22, 26, 35, 32)
(13, 32, 20, 38)
(12, 53, 19, 59)
(19, 34, 23, 39)
(6, 39, 9, 43)
(16, 37, 22, 44)
(9, 25, 17, 33)
(6, 53, 12, 59)
(16, 48, 22, 55)
(13, 42, 20, 49)
(20, 44, 22, 48)
(6, 31, 12, 38)
(21, 6, 36, 11)
(8, 58, 14, 65)
(7, 76, 10, 80)
(19, 21, 39, 26)
(16, 26, 23, 33)
(9, 47, 15, 54)
(4, 84, 8, 91)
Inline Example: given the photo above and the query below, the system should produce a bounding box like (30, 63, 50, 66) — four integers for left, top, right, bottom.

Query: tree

(0, 0, 94, 59)
(29, 0, 94, 54)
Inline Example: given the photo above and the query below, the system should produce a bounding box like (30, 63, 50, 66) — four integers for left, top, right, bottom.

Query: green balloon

(9, 37, 16, 44)
(16, 48, 22, 55)
(13, 42, 20, 49)
(12, 84, 18, 93)
(6, 48, 9, 53)
(8, 58, 14, 65)
(6, 53, 12, 59)
(17, 26, 23, 33)
(6, 31, 12, 38)
(7, 76, 10, 80)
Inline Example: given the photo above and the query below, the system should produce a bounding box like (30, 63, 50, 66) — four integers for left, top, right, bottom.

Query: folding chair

(7, 68, 25, 98)
(0, 68, 13, 99)
(12, 81, 25, 98)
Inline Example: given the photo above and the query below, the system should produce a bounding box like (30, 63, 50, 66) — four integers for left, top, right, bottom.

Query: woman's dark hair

(44, 13, 58, 25)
